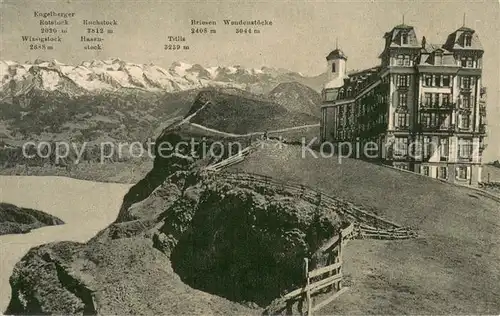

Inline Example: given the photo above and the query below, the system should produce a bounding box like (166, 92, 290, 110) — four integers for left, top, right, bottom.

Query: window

(458, 138, 473, 158)
(462, 77, 471, 88)
(421, 112, 431, 128)
(339, 88, 345, 99)
(422, 166, 430, 176)
(332, 63, 336, 73)
(460, 114, 471, 129)
(466, 57, 473, 68)
(443, 76, 450, 86)
(435, 52, 443, 65)
(462, 94, 471, 108)
(397, 112, 408, 127)
(464, 34, 472, 47)
(423, 136, 433, 159)
(404, 55, 410, 66)
(439, 114, 450, 128)
(398, 75, 409, 87)
(402, 33, 408, 45)
(435, 75, 442, 87)
(432, 93, 439, 108)
(440, 138, 449, 159)
(394, 138, 408, 157)
(346, 106, 351, 126)
(457, 166, 469, 180)
(399, 92, 408, 108)
(438, 166, 448, 179)
(423, 75, 432, 86)
(397, 55, 404, 66)
(461, 58, 467, 67)
(442, 93, 451, 106)
(424, 93, 432, 106)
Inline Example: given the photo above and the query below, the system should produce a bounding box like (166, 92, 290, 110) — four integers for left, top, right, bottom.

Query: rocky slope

(0, 202, 64, 235)
(5, 165, 348, 314)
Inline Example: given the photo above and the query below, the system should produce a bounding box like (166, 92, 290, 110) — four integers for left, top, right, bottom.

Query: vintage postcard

(0, 0, 499, 315)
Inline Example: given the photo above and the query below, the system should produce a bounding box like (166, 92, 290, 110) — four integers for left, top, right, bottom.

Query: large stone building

(320, 24, 487, 185)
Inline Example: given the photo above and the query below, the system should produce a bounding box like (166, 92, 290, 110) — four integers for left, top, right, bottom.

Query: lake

(0, 176, 133, 313)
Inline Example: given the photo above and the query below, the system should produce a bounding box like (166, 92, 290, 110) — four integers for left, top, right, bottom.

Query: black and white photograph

(0, 0, 499, 315)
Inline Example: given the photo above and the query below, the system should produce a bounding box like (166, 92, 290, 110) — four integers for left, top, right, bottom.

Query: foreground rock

(5, 167, 348, 315)
(0, 203, 64, 235)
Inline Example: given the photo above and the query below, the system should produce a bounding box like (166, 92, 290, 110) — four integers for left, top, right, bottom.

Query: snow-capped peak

(0, 58, 314, 96)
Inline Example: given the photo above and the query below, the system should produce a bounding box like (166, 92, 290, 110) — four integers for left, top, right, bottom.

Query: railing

(416, 124, 455, 132)
(420, 103, 455, 110)
(264, 225, 353, 315)
(219, 171, 406, 230)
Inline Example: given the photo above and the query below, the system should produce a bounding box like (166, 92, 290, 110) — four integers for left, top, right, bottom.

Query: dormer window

(464, 33, 472, 47)
(402, 33, 409, 45)
(347, 87, 353, 97)
(435, 50, 443, 65)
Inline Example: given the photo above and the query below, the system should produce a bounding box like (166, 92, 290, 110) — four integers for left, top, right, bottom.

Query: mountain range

(0, 59, 326, 98)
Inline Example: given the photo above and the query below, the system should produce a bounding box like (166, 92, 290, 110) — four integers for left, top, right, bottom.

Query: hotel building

(320, 23, 487, 185)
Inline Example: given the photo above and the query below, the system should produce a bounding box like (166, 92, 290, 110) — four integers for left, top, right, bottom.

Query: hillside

(0, 202, 64, 235)
(0, 88, 198, 142)
(267, 82, 322, 117)
(189, 89, 319, 134)
(227, 143, 500, 314)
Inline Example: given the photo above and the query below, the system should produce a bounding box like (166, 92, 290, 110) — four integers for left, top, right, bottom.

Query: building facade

(320, 24, 487, 185)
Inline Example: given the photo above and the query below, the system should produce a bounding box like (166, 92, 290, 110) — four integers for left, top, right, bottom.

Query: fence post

(304, 258, 312, 316)
(337, 231, 343, 290)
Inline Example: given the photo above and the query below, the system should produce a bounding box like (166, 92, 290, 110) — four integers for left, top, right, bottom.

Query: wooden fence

(265, 224, 354, 315)
(219, 171, 409, 232)
(358, 223, 417, 240)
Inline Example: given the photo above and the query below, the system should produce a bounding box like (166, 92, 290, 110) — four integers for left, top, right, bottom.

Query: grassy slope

(483, 164, 500, 182)
(189, 91, 318, 134)
(228, 143, 500, 314)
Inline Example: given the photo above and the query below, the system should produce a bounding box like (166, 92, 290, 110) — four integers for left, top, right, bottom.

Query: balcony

(394, 125, 410, 132)
(420, 103, 455, 111)
(416, 123, 455, 133)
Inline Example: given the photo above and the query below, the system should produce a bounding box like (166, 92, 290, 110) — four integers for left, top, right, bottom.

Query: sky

(1, 0, 499, 160)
